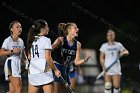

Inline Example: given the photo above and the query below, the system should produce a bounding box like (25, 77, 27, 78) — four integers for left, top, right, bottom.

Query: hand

(13, 48, 20, 54)
(57, 37, 63, 44)
(119, 50, 129, 57)
(102, 66, 107, 76)
(54, 69, 61, 78)
(25, 59, 29, 70)
(102, 66, 107, 71)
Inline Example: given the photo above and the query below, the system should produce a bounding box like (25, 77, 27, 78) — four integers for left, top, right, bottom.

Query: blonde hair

(9, 21, 20, 34)
(57, 22, 75, 36)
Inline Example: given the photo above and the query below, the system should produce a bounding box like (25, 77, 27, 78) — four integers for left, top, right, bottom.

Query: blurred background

(0, 0, 140, 93)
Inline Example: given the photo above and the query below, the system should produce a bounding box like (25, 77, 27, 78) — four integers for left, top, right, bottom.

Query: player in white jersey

(99, 29, 129, 93)
(26, 19, 61, 93)
(0, 21, 25, 93)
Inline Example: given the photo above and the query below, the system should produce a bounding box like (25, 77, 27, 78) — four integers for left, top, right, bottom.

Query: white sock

(114, 88, 119, 93)
(105, 89, 111, 93)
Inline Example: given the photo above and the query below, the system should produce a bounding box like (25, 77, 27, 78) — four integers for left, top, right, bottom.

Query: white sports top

(100, 42, 125, 67)
(1, 36, 24, 58)
(29, 36, 52, 74)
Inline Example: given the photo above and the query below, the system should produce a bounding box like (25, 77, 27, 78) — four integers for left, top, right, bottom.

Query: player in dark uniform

(52, 22, 90, 93)
(69, 63, 78, 92)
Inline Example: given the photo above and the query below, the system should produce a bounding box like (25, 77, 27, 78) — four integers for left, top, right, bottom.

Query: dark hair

(57, 22, 75, 36)
(27, 19, 47, 51)
(9, 21, 20, 34)
(107, 29, 116, 35)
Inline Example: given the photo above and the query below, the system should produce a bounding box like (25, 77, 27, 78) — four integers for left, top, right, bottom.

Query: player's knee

(113, 84, 120, 89)
(105, 82, 112, 90)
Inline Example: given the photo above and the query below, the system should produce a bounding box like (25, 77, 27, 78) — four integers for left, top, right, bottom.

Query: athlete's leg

(104, 75, 112, 93)
(9, 81, 15, 93)
(112, 74, 121, 93)
(42, 82, 54, 93)
(54, 63, 69, 93)
(54, 82, 67, 93)
(9, 76, 22, 93)
(28, 83, 39, 93)
(70, 77, 76, 91)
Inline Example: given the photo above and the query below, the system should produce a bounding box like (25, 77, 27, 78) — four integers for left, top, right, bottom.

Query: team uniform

(69, 63, 77, 79)
(53, 36, 77, 84)
(1, 36, 24, 81)
(100, 42, 126, 75)
(28, 36, 54, 86)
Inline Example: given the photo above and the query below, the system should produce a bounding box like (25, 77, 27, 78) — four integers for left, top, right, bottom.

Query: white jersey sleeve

(21, 39, 25, 49)
(100, 44, 105, 53)
(118, 42, 126, 52)
(44, 38, 52, 50)
(1, 39, 9, 50)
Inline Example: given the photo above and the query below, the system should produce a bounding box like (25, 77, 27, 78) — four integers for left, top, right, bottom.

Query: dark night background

(0, 0, 140, 87)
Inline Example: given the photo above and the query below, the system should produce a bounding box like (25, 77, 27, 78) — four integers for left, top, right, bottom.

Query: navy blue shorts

(69, 71, 77, 79)
(54, 63, 70, 85)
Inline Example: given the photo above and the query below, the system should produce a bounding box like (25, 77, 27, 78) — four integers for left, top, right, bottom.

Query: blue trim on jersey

(7, 59, 12, 76)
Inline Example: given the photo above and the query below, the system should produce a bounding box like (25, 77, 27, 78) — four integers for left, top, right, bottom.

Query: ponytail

(26, 19, 47, 52)
(57, 23, 67, 36)
(57, 22, 75, 36)
(27, 26, 35, 52)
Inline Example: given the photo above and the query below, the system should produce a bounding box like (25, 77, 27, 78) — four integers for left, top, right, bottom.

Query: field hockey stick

(60, 76, 74, 93)
(53, 62, 74, 93)
(23, 54, 74, 93)
(96, 57, 120, 80)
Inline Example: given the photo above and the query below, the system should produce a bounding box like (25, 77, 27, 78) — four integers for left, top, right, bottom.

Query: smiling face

(10, 22, 22, 36)
(68, 23, 79, 37)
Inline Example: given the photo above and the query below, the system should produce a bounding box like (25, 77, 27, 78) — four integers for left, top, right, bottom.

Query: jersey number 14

(32, 45, 39, 58)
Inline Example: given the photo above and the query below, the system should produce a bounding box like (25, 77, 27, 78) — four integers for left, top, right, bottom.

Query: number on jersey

(64, 56, 71, 66)
(32, 45, 39, 58)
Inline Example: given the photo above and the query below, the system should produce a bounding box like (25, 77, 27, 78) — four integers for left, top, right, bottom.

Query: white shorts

(4, 56, 21, 81)
(105, 63, 121, 75)
(28, 70, 54, 86)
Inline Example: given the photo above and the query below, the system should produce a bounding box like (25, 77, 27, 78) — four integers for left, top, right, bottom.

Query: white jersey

(100, 42, 125, 75)
(1, 36, 24, 80)
(1, 36, 25, 58)
(29, 36, 52, 74)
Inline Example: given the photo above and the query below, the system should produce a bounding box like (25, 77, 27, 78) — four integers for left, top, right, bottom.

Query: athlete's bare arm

(100, 51, 105, 70)
(74, 41, 90, 65)
(52, 37, 63, 51)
